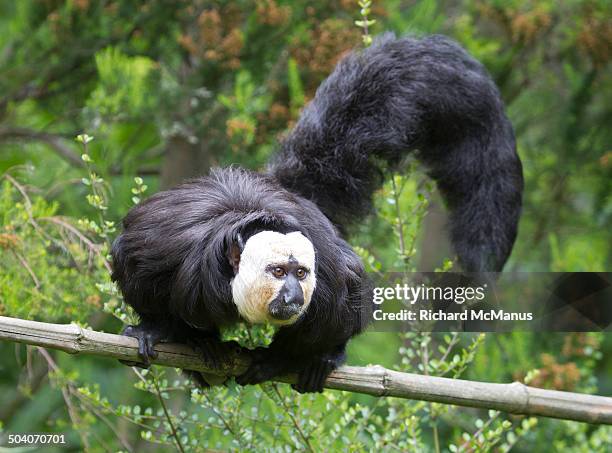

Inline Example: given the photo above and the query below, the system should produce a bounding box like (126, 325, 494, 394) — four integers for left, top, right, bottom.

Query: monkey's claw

(120, 324, 166, 368)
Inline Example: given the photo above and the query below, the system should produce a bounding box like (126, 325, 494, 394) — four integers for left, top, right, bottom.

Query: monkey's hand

(236, 347, 345, 393)
(120, 323, 171, 368)
(291, 350, 345, 394)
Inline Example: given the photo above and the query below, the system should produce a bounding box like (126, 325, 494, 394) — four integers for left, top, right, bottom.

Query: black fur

(112, 168, 368, 391)
(111, 34, 523, 392)
(272, 33, 523, 272)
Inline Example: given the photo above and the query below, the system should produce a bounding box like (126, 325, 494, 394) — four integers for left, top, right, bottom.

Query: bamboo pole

(0, 315, 610, 425)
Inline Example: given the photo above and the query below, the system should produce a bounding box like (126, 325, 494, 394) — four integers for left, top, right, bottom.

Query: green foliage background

(0, 1, 610, 451)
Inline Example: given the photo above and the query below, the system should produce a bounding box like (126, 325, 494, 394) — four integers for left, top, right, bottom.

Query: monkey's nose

(269, 293, 304, 321)
(283, 293, 304, 307)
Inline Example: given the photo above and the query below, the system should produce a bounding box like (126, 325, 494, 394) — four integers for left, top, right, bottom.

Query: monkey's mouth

(268, 300, 303, 323)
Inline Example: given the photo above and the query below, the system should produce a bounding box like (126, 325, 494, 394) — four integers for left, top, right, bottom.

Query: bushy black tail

(270, 33, 523, 272)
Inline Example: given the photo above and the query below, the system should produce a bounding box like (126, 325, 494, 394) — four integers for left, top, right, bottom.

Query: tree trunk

(418, 197, 452, 271)
(159, 134, 211, 189)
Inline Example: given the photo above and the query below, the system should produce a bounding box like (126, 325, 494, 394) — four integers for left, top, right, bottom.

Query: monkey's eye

(296, 268, 308, 280)
(271, 267, 286, 278)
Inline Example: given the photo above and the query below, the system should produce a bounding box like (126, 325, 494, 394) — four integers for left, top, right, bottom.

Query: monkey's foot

(120, 324, 169, 368)
(235, 348, 285, 386)
(291, 356, 339, 394)
(187, 337, 241, 372)
(183, 339, 242, 389)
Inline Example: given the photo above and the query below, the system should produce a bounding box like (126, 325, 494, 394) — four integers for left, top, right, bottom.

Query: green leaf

(288, 58, 305, 117)
(76, 134, 94, 144)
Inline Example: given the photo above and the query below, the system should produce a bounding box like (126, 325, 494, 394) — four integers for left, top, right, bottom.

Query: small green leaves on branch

(131, 176, 148, 205)
(75, 134, 115, 242)
(76, 133, 94, 145)
(356, 0, 376, 46)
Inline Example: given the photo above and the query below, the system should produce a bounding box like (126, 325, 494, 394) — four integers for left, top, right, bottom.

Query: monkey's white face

(231, 231, 316, 325)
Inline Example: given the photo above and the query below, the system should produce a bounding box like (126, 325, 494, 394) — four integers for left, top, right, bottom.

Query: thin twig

(459, 411, 499, 452)
(150, 369, 186, 453)
(11, 249, 41, 288)
(37, 347, 92, 451)
(0, 127, 84, 167)
(391, 176, 410, 272)
(272, 384, 315, 452)
(39, 216, 112, 273)
(73, 392, 134, 452)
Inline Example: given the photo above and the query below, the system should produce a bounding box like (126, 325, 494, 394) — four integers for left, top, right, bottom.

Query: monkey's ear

(227, 233, 244, 275)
